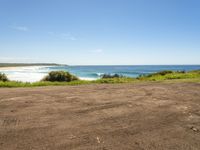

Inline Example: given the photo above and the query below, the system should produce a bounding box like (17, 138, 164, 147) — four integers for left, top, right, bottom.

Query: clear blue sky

(0, 0, 200, 65)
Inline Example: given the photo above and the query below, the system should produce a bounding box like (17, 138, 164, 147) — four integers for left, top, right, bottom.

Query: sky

(0, 0, 200, 65)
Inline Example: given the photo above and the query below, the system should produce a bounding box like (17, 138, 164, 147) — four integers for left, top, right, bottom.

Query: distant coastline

(0, 63, 64, 68)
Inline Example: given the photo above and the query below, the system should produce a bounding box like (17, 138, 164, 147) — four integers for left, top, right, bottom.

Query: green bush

(138, 70, 174, 79)
(0, 73, 9, 82)
(42, 71, 79, 82)
(101, 74, 123, 79)
(153, 70, 174, 76)
(177, 70, 186, 73)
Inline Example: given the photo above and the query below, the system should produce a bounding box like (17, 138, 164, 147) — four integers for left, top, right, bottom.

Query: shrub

(177, 70, 186, 73)
(145, 70, 174, 77)
(0, 73, 9, 82)
(42, 71, 79, 82)
(155, 70, 174, 76)
(137, 74, 146, 79)
(101, 73, 123, 79)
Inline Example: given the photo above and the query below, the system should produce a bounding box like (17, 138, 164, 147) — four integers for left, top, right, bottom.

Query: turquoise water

(1, 65, 200, 82)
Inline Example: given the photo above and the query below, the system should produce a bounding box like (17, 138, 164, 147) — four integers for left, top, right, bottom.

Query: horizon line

(1, 63, 200, 66)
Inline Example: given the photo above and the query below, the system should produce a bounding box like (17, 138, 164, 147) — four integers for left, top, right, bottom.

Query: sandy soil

(0, 82, 200, 150)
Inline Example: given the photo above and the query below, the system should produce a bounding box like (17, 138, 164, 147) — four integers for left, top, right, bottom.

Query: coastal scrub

(42, 71, 79, 82)
(0, 73, 9, 82)
(0, 70, 200, 87)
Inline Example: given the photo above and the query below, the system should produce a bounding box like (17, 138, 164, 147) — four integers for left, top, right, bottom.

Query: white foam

(79, 77, 98, 81)
(0, 66, 99, 82)
(96, 73, 104, 76)
(0, 66, 49, 83)
(7, 72, 47, 83)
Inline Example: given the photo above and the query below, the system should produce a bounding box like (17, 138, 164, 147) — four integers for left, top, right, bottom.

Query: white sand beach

(0, 66, 49, 82)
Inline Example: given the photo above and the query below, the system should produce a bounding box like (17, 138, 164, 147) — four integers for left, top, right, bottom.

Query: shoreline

(0, 65, 51, 70)
(0, 66, 29, 71)
(1, 66, 200, 84)
(0, 66, 98, 82)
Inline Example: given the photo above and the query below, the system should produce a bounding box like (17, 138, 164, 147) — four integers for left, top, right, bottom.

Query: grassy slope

(138, 70, 200, 81)
(0, 78, 136, 87)
(0, 70, 200, 87)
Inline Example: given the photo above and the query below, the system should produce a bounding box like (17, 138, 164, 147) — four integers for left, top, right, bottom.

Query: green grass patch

(138, 70, 200, 81)
(0, 78, 136, 88)
(0, 80, 91, 88)
(94, 77, 136, 84)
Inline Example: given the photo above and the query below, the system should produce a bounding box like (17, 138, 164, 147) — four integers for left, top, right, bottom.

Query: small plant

(155, 70, 174, 76)
(143, 70, 173, 78)
(42, 71, 79, 82)
(136, 74, 146, 79)
(177, 70, 186, 73)
(101, 73, 123, 79)
(0, 73, 9, 82)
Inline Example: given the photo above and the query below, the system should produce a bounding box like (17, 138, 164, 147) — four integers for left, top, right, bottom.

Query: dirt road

(0, 82, 200, 150)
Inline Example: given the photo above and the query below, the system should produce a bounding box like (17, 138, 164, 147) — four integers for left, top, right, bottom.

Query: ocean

(1, 65, 200, 82)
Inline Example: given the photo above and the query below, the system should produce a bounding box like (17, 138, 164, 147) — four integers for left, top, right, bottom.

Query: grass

(0, 78, 136, 87)
(138, 70, 200, 81)
(0, 70, 200, 88)
(0, 80, 90, 88)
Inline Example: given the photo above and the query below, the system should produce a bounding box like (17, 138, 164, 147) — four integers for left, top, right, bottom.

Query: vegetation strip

(0, 70, 200, 87)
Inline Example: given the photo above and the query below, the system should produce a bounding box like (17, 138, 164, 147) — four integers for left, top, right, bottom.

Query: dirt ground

(0, 82, 200, 150)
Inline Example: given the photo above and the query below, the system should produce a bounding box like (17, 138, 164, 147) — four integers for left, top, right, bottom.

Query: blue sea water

(1, 65, 200, 82)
